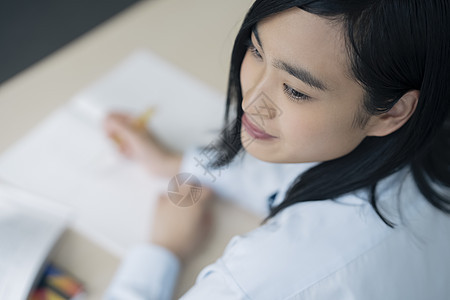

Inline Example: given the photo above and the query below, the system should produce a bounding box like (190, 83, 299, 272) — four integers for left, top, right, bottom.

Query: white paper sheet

(70, 50, 225, 152)
(0, 50, 225, 256)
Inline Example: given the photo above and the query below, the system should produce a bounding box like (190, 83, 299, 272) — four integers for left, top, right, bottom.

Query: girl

(104, 0, 450, 299)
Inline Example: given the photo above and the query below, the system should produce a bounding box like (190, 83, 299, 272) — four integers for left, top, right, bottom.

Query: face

(240, 8, 373, 163)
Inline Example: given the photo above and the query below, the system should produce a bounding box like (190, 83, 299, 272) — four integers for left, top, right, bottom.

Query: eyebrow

(251, 26, 328, 92)
(273, 60, 328, 91)
(252, 26, 264, 49)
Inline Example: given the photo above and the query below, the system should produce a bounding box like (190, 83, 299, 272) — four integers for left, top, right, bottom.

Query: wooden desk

(0, 0, 260, 298)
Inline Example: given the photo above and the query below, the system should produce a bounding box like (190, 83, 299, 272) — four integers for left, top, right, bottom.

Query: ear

(366, 90, 419, 137)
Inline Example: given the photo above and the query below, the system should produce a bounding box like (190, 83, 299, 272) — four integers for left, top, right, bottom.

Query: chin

(243, 144, 287, 163)
(243, 143, 324, 164)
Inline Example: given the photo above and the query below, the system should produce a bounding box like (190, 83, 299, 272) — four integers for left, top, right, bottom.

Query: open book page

(0, 181, 70, 300)
(69, 50, 225, 152)
(0, 50, 225, 257)
(0, 106, 165, 256)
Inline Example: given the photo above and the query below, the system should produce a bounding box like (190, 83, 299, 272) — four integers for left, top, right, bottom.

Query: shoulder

(218, 195, 392, 299)
(212, 167, 450, 299)
(188, 167, 450, 299)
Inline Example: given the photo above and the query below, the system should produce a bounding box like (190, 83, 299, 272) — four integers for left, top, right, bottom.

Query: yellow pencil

(132, 107, 156, 129)
(112, 106, 156, 146)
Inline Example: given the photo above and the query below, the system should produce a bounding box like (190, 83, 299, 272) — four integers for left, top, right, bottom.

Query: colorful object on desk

(29, 264, 84, 300)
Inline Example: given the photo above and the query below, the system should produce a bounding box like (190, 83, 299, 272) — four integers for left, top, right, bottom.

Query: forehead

(257, 8, 352, 92)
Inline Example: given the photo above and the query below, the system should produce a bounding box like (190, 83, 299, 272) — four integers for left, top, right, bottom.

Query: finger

(106, 111, 133, 122)
(104, 117, 142, 143)
(103, 113, 134, 133)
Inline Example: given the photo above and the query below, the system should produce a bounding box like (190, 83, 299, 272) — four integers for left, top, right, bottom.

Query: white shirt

(104, 147, 450, 300)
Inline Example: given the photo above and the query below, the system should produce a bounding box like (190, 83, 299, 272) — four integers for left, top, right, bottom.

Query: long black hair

(206, 0, 450, 227)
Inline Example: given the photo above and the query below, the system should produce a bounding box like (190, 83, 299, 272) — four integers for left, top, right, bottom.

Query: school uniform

(104, 147, 450, 300)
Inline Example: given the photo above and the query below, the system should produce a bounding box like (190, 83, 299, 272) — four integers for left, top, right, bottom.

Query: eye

(283, 84, 311, 102)
(245, 38, 263, 61)
(249, 45, 263, 60)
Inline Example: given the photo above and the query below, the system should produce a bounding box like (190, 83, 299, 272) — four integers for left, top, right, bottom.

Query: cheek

(280, 104, 366, 160)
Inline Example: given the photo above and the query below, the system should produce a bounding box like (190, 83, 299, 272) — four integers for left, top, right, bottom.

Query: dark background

(0, 0, 141, 85)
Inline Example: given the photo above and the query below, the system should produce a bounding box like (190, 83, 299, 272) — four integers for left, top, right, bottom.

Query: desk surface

(0, 0, 260, 298)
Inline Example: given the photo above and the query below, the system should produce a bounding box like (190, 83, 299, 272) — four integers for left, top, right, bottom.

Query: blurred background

(0, 1, 255, 298)
(0, 0, 140, 84)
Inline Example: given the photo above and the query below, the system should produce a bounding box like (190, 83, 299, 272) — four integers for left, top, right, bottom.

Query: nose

(241, 56, 279, 121)
(242, 88, 278, 121)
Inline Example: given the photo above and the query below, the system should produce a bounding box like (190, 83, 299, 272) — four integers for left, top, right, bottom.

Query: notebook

(0, 50, 225, 257)
(0, 181, 70, 300)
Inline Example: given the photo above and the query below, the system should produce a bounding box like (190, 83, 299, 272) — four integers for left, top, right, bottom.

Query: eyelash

(283, 84, 311, 102)
(245, 37, 311, 103)
(245, 39, 263, 60)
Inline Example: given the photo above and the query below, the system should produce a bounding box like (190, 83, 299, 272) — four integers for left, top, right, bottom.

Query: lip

(241, 113, 277, 140)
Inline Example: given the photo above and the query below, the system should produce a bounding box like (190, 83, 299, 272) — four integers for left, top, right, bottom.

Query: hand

(150, 188, 214, 262)
(103, 112, 182, 177)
